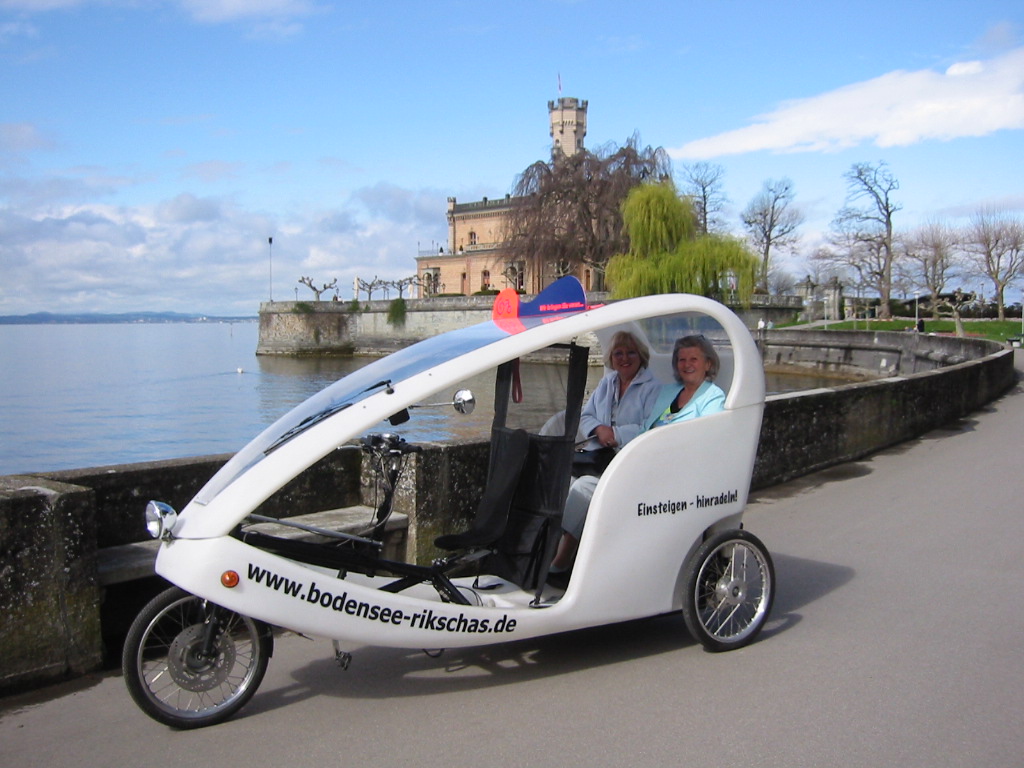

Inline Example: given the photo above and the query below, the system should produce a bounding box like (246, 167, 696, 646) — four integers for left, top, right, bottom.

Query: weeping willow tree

(606, 182, 759, 302)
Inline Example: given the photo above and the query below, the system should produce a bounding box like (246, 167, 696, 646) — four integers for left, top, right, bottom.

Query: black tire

(682, 529, 774, 652)
(122, 586, 272, 729)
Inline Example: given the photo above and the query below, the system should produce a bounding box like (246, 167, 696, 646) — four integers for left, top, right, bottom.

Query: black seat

(434, 428, 530, 550)
(433, 344, 589, 598)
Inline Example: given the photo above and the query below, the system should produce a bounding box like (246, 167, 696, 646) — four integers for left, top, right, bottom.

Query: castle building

(416, 98, 591, 297)
(549, 96, 588, 159)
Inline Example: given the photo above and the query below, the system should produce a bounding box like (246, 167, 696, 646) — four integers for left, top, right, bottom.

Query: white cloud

(0, 122, 53, 153)
(976, 20, 1019, 53)
(177, 0, 318, 23)
(0, 0, 79, 9)
(945, 61, 983, 77)
(182, 160, 243, 183)
(0, 19, 38, 41)
(0, 0, 320, 25)
(670, 47, 1024, 159)
(0, 177, 447, 314)
(155, 192, 223, 223)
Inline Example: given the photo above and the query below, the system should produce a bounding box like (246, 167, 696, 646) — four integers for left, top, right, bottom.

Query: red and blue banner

(492, 276, 589, 333)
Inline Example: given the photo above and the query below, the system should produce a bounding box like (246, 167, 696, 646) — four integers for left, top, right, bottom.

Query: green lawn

(805, 318, 1024, 343)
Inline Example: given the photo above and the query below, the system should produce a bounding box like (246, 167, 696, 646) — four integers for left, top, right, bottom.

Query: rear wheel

(122, 587, 272, 729)
(682, 529, 774, 652)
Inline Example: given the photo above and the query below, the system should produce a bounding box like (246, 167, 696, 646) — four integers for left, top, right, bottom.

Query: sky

(1, 0, 1022, 316)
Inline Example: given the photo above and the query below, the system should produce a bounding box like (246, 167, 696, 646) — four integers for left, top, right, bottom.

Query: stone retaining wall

(759, 328, 995, 378)
(0, 332, 1015, 695)
(257, 295, 801, 356)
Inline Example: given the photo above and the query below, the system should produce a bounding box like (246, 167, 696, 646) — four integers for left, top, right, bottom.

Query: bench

(97, 507, 409, 586)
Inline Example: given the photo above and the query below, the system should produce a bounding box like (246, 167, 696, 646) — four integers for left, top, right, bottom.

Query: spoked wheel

(122, 587, 272, 729)
(682, 529, 774, 652)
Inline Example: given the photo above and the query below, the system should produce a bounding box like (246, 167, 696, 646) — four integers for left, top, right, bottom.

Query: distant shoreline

(0, 312, 258, 325)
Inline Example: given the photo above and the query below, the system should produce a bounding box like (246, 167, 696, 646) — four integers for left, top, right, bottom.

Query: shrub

(387, 297, 407, 327)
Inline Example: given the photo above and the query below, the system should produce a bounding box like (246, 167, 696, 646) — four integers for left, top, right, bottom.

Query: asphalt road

(3, 356, 1022, 768)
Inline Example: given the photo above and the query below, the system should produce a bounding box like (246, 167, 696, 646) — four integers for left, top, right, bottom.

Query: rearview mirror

(452, 389, 475, 415)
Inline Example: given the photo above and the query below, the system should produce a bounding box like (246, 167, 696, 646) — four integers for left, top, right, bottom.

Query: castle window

(468, 231, 477, 246)
(481, 270, 491, 290)
(423, 268, 441, 296)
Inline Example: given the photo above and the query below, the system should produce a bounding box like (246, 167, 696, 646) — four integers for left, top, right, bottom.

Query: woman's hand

(594, 425, 617, 448)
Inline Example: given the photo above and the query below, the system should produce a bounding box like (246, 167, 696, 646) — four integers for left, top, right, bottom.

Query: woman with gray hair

(576, 330, 662, 455)
(647, 334, 724, 428)
(549, 334, 725, 583)
(549, 330, 661, 572)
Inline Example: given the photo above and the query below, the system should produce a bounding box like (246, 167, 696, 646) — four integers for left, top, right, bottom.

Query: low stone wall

(759, 328, 995, 378)
(753, 345, 1015, 487)
(0, 449, 366, 693)
(0, 332, 1015, 695)
(0, 477, 100, 691)
(257, 295, 801, 356)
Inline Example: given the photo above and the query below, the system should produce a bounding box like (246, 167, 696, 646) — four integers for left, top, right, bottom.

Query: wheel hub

(168, 624, 235, 692)
(715, 575, 748, 606)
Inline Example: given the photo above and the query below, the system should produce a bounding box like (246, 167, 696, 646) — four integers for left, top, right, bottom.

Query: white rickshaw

(123, 277, 774, 728)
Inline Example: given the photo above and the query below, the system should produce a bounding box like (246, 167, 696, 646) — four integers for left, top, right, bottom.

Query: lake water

(0, 322, 833, 475)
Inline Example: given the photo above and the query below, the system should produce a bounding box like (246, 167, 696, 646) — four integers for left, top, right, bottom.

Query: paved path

(2, 356, 1022, 768)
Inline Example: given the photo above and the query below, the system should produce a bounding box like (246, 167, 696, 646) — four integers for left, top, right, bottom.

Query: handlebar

(360, 432, 421, 455)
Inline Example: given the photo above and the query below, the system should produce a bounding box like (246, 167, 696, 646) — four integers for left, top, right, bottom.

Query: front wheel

(682, 529, 774, 652)
(122, 587, 272, 729)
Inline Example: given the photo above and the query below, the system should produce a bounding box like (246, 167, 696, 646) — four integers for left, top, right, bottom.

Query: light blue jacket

(647, 379, 726, 429)
(578, 366, 662, 449)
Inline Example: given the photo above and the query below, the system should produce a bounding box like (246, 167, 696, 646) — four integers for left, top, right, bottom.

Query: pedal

(331, 640, 353, 670)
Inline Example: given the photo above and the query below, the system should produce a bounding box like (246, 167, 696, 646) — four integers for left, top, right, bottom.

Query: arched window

(481, 270, 491, 290)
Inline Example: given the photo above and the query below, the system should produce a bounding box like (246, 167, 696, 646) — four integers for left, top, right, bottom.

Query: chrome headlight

(145, 500, 178, 540)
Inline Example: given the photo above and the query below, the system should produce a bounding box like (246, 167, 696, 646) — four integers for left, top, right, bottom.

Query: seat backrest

(435, 343, 588, 597)
(433, 427, 530, 550)
(482, 343, 589, 594)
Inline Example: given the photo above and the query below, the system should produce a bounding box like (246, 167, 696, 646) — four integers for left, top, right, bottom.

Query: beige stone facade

(416, 196, 522, 297)
(416, 98, 592, 298)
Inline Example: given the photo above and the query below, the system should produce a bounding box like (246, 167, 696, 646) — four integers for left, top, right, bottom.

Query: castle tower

(548, 97, 588, 158)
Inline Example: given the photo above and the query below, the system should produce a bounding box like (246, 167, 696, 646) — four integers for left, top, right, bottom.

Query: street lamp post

(268, 237, 274, 301)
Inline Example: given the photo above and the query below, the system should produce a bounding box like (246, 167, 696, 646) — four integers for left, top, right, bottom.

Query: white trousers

(562, 475, 599, 540)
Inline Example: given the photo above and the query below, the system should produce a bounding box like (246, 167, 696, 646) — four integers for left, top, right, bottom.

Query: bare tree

(766, 266, 797, 296)
(903, 221, 959, 319)
(504, 134, 671, 293)
(355, 276, 387, 301)
(298, 276, 338, 301)
(813, 217, 890, 317)
(740, 177, 803, 292)
(832, 162, 901, 318)
(385, 276, 419, 299)
(922, 288, 978, 337)
(678, 161, 728, 235)
(960, 209, 1024, 321)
